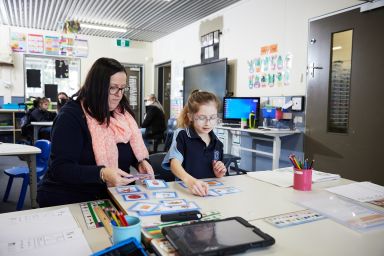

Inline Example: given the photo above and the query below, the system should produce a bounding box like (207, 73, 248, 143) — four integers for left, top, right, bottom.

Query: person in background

(57, 92, 69, 112)
(37, 57, 154, 207)
(141, 94, 166, 145)
(162, 90, 226, 197)
(20, 97, 41, 141)
(30, 97, 57, 140)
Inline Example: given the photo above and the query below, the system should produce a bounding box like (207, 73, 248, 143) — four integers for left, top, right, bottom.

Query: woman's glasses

(109, 86, 129, 95)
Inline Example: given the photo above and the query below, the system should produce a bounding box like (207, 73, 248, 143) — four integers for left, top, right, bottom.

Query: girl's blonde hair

(177, 90, 220, 128)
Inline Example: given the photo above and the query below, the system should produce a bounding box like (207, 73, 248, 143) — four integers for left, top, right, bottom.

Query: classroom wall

(0, 25, 153, 103)
(152, 0, 360, 98)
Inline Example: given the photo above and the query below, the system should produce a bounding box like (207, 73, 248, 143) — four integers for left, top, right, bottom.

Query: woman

(37, 58, 154, 207)
(141, 94, 166, 143)
(57, 92, 69, 111)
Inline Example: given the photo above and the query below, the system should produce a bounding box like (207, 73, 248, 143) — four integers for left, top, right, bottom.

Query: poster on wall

(44, 35, 60, 55)
(171, 61, 185, 118)
(28, 34, 44, 53)
(59, 35, 75, 56)
(247, 44, 292, 90)
(10, 32, 27, 52)
(73, 39, 88, 57)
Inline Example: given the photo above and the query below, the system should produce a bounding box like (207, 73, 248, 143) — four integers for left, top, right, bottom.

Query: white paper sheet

(326, 182, 384, 202)
(0, 207, 92, 256)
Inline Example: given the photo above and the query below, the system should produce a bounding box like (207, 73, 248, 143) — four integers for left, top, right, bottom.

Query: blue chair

(2, 140, 51, 210)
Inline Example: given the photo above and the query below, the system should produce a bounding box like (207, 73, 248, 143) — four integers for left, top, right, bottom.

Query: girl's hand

(102, 167, 138, 187)
(186, 178, 209, 197)
(213, 160, 227, 178)
(138, 159, 155, 179)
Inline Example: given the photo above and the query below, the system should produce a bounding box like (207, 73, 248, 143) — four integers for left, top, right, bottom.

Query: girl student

(162, 90, 227, 196)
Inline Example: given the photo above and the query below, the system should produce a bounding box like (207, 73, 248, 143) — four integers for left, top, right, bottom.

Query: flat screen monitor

(223, 97, 260, 124)
(183, 58, 228, 109)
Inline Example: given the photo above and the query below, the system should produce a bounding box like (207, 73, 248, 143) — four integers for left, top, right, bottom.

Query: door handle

(309, 62, 323, 78)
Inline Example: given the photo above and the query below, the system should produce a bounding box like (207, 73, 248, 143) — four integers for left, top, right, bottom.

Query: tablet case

(162, 216, 275, 256)
(91, 237, 146, 256)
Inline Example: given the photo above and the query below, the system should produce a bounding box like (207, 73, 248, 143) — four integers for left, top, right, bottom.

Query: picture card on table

(132, 173, 155, 180)
(212, 187, 241, 195)
(205, 179, 224, 186)
(122, 192, 148, 201)
(145, 179, 168, 189)
(116, 185, 140, 194)
(160, 199, 188, 207)
(139, 202, 200, 216)
(207, 189, 221, 197)
(153, 191, 178, 199)
(129, 202, 159, 212)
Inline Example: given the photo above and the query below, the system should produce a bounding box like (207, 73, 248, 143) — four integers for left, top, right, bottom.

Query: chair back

(149, 152, 175, 182)
(166, 118, 177, 133)
(34, 139, 51, 172)
(164, 118, 177, 152)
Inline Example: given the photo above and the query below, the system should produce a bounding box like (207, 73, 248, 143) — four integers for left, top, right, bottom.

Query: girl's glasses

(109, 86, 129, 95)
(194, 114, 220, 124)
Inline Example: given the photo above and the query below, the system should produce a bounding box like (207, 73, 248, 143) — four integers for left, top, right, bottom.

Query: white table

(30, 121, 53, 143)
(246, 217, 384, 256)
(0, 143, 41, 208)
(217, 126, 300, 170)
(124, 176, 383, 256)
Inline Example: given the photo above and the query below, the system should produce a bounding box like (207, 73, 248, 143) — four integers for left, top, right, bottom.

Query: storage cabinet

(0, 109, 26, 143)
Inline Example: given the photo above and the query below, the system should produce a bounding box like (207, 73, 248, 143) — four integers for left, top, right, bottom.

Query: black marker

(161, 210, 202, 222)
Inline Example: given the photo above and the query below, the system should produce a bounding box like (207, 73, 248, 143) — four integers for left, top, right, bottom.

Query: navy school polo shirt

(162, 127, 224, 179)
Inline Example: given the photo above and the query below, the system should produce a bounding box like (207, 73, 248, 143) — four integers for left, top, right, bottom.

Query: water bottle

(249, 111, 256, 129)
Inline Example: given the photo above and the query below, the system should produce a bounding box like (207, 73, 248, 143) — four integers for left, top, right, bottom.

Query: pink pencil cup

(293, 168, 312, 191)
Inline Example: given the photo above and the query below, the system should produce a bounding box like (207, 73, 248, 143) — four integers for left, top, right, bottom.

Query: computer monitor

(183, 58, 228, 108)
(223, 97, 260, 124)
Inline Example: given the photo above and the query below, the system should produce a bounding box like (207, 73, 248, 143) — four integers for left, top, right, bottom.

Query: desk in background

(216, 126, 301, 170)
(0, 143, 41, 208)
(30, 121, 53, 143)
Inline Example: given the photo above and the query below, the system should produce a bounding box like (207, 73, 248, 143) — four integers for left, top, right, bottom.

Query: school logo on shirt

(214, 150, 220, 161)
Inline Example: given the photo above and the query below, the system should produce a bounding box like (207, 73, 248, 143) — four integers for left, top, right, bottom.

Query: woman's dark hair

(57, 92, 68, 99)
(76, 57, 134, 125)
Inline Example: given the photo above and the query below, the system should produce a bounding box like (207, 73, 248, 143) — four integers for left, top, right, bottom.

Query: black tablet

(162, 217, 275, 256)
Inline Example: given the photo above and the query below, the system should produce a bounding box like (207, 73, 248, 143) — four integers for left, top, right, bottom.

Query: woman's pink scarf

(83, 105, 148, 168)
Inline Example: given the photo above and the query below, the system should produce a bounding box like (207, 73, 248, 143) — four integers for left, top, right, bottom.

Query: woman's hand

(138, 159, 154, 178)
(101, 167, 138, 187)
(186, 178, 209, 197)
(213, 160, 227, 178)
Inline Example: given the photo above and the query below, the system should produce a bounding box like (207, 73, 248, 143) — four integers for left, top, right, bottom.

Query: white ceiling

(0, 0, 242, 42)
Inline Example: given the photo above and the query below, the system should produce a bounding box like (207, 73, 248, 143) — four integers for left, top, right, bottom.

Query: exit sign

(116, 39, 130, 47)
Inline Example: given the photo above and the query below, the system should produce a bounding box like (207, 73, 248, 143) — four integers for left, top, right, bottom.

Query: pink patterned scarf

(82, 104, 148, 168)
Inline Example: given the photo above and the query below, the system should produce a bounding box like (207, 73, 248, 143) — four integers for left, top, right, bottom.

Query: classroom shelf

(0, 109, 26, 143)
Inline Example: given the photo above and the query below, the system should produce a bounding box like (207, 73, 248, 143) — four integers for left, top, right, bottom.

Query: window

(327, 30, 353, 133)
(24, 55, 81, 103)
